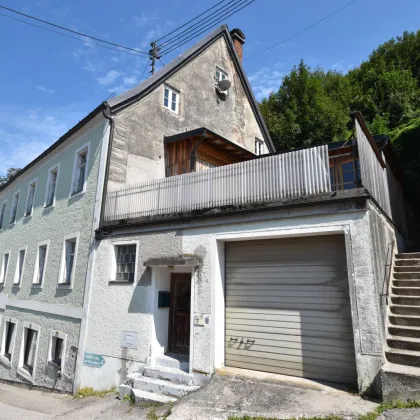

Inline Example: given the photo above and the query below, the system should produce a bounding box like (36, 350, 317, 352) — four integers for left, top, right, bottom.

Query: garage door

(225, 235, 357, 386)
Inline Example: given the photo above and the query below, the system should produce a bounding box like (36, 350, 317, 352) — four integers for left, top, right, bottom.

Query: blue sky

(0, 0, 419, 175)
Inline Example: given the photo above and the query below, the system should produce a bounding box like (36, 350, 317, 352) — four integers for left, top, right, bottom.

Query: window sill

(57, 283, 72, 290)
(12, 284, 21, 289)
(44, 204, 55, 210)
(23, 213, 32, 220)
(31, 283, 43, 289)
(47, 360, 62, 369)
(108, 280, 134, 285)
(17, 367, 33, 382)
(0, 355, 11, 367)
(69, 190, 86, 200)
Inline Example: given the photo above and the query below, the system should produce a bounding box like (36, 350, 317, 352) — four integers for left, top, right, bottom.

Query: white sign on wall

(121, 331, 138, 349)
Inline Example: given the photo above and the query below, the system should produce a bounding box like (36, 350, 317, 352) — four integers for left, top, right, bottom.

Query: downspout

(100, 103, 115, 229)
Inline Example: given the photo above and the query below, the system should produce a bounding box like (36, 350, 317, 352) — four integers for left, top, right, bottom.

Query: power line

(155, 0, 229, 43)
(0, 5, 148, 55)
(244, 0, 357, 62)
(157, 0, 246, 49)
(0, 12, 143, 56)
(160, 0, 256, 57)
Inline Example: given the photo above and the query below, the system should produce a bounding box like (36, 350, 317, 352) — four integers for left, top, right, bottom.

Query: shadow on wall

(128, 267, 151, 314)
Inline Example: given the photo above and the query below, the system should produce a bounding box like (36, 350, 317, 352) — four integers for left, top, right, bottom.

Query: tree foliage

(259, 29, 420, 212)
(0, 168, 21, 186)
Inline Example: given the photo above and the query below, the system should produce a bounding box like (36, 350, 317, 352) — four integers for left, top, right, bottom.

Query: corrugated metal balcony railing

(103, 145, 332, 224)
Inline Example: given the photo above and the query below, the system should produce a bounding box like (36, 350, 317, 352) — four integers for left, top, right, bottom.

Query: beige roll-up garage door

(225, 235, 357, 386)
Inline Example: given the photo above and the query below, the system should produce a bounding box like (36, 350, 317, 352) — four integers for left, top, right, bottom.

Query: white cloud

(133, 12, 158, 27)
(249, 68, 283, 100)
(331, 60, 345, 72)
(108, 75, 138, 94)
(36, 85, 56, 95)
(97, 70, 122, 86)
(0, 105, 84, 175)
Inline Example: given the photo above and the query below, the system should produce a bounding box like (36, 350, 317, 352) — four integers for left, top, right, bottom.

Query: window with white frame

(215, 66, 228, 82)
(33, 244, 48, 285)
(71, 146, 88, 195)
(9, 192, 20, 224)
(255, 139, 264, 156)
(0, 201, 6, 230)
(60, 237, 77, 285)
(0, 253, 9, 284)
(48, 332, 66, 369)
(112, 244, 137, 283)
(25, 180, 37, 217)
(163, 86, 179, 114)
(19, 325, 39, 377)
(14, 249, 25, 285)
(45, 166, 58, 207)
(1, 320, 16, 362)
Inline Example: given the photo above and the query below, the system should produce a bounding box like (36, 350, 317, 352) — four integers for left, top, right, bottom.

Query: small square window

(113, 244, 137, 283)
(0, 201, 7, 230)
(0, 253, 9, 284)
(10, 192, 20, 224)
(45, 166, 59, 208)
(163, 86, 179, 114)
(25, 180, 37, 217)
(49, 335, 65, 368)
(215, 67, 228, 82)
(255, 139, 264, 156)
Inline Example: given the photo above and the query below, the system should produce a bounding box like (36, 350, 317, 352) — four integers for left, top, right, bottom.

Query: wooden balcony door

(168, 273, 191, 355)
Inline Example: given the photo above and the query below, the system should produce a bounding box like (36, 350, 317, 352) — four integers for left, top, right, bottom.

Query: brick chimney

(230, 28, 246, 62)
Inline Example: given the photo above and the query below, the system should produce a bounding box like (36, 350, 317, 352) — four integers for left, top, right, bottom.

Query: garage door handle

(246, 339, 255, 345)
(229, 337, 238, 343)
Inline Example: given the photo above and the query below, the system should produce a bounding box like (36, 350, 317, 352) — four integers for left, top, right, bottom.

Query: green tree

(260, 61, 351, 151)
(0, 168, 21, 186)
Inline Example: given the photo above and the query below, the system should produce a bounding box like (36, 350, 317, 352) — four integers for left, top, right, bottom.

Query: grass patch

(75, 387, 115, 398)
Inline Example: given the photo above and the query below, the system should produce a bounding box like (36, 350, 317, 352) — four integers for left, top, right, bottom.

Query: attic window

(163, 86, 179, 114)
(215, 67, 228, 82)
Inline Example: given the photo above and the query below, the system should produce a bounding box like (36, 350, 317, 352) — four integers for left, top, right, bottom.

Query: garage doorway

(224, 235, 357, 386)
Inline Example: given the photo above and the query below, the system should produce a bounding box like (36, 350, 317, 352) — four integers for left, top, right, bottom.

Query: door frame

(168, 272, 192, 355)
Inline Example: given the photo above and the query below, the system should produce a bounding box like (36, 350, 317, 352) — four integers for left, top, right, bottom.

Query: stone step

(119, 384, 176, 404)
(395, 266, 420, 273)
(381, 363, 420, 402)
(388, 336, 420, 352)
(143, 366, 192, 386)
(394, 280, 420, 288)
(133, 375, 199, 398)
(397, 253, 420, 260)
(390, 305, 420, 316)
(394, 273, 420, 280)
(390, 314, 420, 327)
(389, 325, 420, 339)
(155, 354, 189, 372)
(385, 348, 420, 368)
(391, 296, 420, 306)
(392, 287, 420, 296)
(395, 259, 420, 267)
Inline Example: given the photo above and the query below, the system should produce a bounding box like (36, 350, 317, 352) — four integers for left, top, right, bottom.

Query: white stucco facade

(82, 197, 402, 395)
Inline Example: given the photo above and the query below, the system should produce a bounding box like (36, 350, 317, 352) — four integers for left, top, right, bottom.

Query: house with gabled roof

(0, 24, 417, 402)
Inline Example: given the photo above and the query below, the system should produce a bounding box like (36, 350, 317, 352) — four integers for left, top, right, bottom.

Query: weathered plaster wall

(80, 230, 182, 390)
(108, 36, 266, 190)
(0, 116, 107, 391)
(86, 198, 399, 394)
(0, 308, 80, 392)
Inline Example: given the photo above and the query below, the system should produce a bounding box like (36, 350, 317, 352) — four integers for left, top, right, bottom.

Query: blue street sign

(83, 352, 105, 368)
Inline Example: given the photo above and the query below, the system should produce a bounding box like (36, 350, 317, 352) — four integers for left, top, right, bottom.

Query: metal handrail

(381, 241, 395, 306)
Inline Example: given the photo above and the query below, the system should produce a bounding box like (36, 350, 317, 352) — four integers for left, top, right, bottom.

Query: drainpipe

(100, 103, 115, 229)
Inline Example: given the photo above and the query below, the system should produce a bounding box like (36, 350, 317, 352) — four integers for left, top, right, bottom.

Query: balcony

(102, 117, 405, 233)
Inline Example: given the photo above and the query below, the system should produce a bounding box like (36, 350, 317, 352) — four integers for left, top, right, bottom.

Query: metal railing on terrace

(103, 145, 331, 223)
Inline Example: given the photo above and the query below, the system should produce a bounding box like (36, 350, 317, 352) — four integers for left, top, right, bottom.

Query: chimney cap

(230, 28, 246, 44)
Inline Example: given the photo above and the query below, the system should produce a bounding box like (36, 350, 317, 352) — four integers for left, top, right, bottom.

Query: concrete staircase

(119, 355, 199, 403)
(382, 252, 420, 401)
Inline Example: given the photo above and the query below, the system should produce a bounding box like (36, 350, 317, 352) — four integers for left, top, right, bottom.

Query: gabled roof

(108, 24, 275, 152)
(0, 25, 274, 193)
